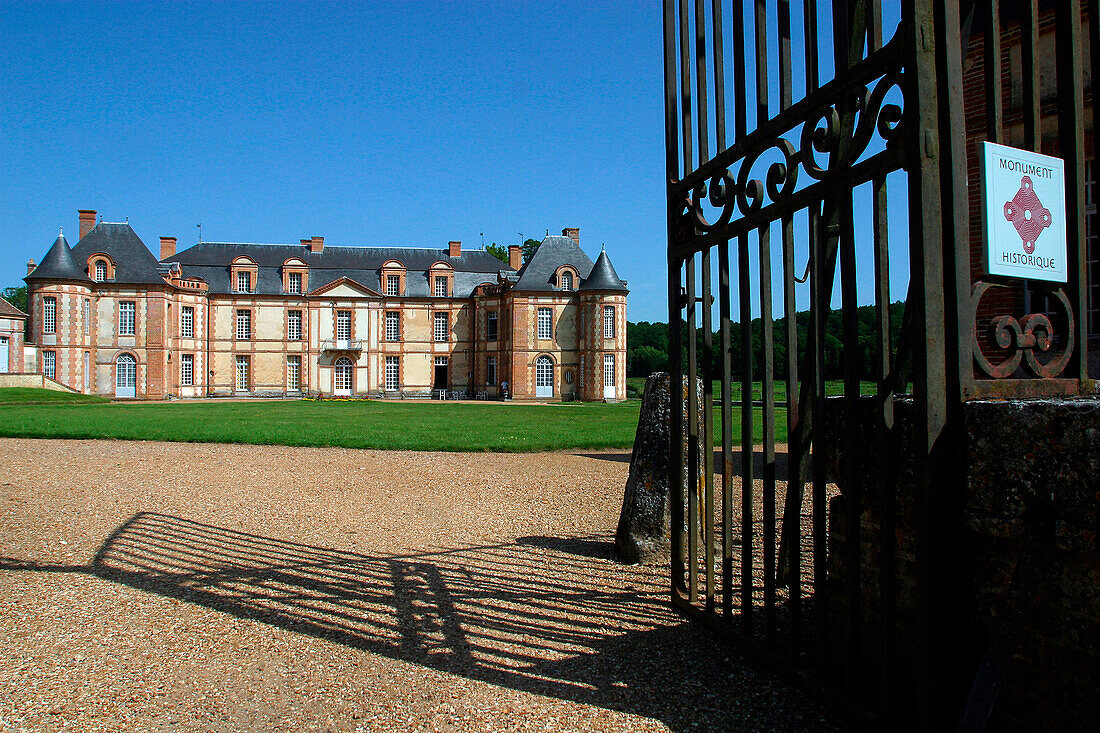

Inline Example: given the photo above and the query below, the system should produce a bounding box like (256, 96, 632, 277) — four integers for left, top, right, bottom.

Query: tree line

(627, 301, 906, 380)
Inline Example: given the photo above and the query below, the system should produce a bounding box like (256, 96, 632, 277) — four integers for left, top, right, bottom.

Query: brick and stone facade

(24, 212, 628, 400)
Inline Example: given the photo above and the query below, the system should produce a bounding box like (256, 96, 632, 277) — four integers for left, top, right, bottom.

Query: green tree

(1, 285, 26, 313)
(522, 238, 540, 264)
(485, 243, 508, 264)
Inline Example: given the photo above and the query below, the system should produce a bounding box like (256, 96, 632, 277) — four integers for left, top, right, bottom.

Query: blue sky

(0, 1, 671, 321)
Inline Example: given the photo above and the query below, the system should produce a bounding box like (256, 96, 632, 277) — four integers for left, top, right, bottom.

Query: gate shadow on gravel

(2, 511, 837, 731)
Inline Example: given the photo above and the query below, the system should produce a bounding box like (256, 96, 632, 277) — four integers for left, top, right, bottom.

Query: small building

(23, 210, 628, 400)
(0, 296, 28, 374)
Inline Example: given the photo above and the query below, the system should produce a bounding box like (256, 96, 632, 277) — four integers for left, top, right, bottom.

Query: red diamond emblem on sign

(1003, 175, 1052, 255)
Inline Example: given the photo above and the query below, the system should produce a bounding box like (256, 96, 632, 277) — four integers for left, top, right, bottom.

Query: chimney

(160, 236, 177, 260)
(27, 260, 36, 276)
(78, 210, 97, 240)
(508, 244, 522, 270)
(562, 227, 580, 245)
(449, 240, 462, 257)
(310, 236, 324, 253)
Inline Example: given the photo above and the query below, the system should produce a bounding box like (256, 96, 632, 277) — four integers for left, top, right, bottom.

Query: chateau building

(23, 210, 628, 400)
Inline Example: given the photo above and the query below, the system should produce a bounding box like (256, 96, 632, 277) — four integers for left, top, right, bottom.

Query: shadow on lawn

(577, 447, 798, 480)
(1, 512, 838, 732)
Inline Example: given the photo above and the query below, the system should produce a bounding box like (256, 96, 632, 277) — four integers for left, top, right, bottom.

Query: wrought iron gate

(664, 0, 1091, 727)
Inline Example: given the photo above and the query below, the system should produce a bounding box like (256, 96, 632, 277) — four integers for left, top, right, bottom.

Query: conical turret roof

(26, 231, 90, 283)
(580, 250, 628, 292)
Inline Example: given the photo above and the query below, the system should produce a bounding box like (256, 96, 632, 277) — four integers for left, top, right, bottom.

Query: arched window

(334, 357, 353, 396)
(94, 261, 108, 282)
(115, 353, 136, 398)
(535, 355, 553, 398)
(560, 271, 574, 291)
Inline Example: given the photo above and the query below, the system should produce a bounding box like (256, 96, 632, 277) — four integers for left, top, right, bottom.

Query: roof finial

(59, 226, 63, 236)
(601, 242, 605, 252)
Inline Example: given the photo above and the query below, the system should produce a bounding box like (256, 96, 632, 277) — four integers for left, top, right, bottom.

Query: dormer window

(237, 271, 251, 293)
(281, 258, 309, 295)
(429, 262, 454, 298)
(381, 260, 406, 297)
(231, 256, 259, 295)
(87, 254, 114, 282)
(95, 261, 107, 282)
(560, 271, 573, 291)
(386, 275, 400, 296)
(555, 265, 578, 291)
(434, 276, 448, 297)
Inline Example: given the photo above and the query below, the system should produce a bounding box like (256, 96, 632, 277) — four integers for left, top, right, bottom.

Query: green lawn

(0, 390, 789, 451)
(0, 387, 109, 405)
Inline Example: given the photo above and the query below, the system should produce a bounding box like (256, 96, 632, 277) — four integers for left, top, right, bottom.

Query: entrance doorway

(535, 355, 553, 398)
(433, 356, 448, 390)
(334, 357, 352, 396)
(603, 354, 616, 400)
(115, 354, 136, 398)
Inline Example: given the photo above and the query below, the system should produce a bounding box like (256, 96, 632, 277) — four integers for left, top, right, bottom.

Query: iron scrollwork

(676, 68, 904, 241)
(971, 280, 1074, 379)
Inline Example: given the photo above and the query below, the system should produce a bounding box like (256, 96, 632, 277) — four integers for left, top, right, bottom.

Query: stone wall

(821, 395, 1099, 729)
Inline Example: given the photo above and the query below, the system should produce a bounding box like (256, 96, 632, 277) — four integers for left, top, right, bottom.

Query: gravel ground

(0, 438, 845, 733)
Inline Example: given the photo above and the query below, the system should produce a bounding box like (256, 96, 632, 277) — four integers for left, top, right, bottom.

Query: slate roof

(25, 233, 91, 283)
(67, 222, 165, 285)
(0, 296, 27, 318)
(165, 243, 514, 297)
(579, 250, 629, 292)
(513, 235, 595, 293)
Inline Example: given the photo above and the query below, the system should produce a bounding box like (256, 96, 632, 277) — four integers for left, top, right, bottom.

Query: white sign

(981, 141, 1067, 282)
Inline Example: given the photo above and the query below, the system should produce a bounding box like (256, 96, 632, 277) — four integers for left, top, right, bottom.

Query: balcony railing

(320, 340, 363, 352)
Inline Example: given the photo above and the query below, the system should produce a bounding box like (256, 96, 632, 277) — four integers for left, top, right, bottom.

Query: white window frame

(334, 357, 353, 394)
(181, 306, 194, 338)
(43, 350, 55, 379)
(336, 310, 352, 341)
(181, 354, 194, 386)
(434, 276, 448, 297)
(604, 305, 616, 339)
(604, 353, 616, 386)
(287, 310, 302, 340)
(235, 355, 249, 392)
(288, 271, 302, 294)
(487, 355, 497, 386)
(236, 309, 251, 340)
(537, 307, 552, 340)
(385, 275, 400, 297)
(487, 311, 498, 341)
(560, 271, 573, 291)
(119, 301, 135, 336)
(43, 297, 57, 334)
(434, 312, 448, 342)
(385, 311, 400, 341)
(83, 299, 90, 333)
(287, 355, 301, 391)
(384, 355, 399, 391)
(236, 271, 251, 293)
(94, 261, 107, 282)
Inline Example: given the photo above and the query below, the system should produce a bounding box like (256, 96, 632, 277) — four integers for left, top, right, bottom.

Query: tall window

(288, 271, 302, 294)
(83, 299, 90, 333)
(604, 305, 615, 339)
(235, 355, 249, 392)
(287, 310, 302, 340)
(236, 271, 251, 293)
(487, 355, 497, 386)
(385, 311, 400, 341)
(487, 311, 498, 341)
(94, 261, 107, 282)
(385, 356, 399, 391)
(43, 350, 55, 379)
(336, 310, 352, 341)
(537, 307, 552, 340)
(181, 354, 194, 386)
(560, 271, 573, 291)
(434, 312, 448, 342)
(43, 297, 56, 334)
(604, 354, 616, 386)
(287, 355, 301, 391)
(385, 275, 400, 296)
(181, 306, 194, 338)
(434, 276, 448, 297)
(236, 310, 251, 340)
(119, 301, 135, 336)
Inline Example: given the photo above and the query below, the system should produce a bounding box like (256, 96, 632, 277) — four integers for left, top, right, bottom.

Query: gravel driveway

(0, 438, 844, 732)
